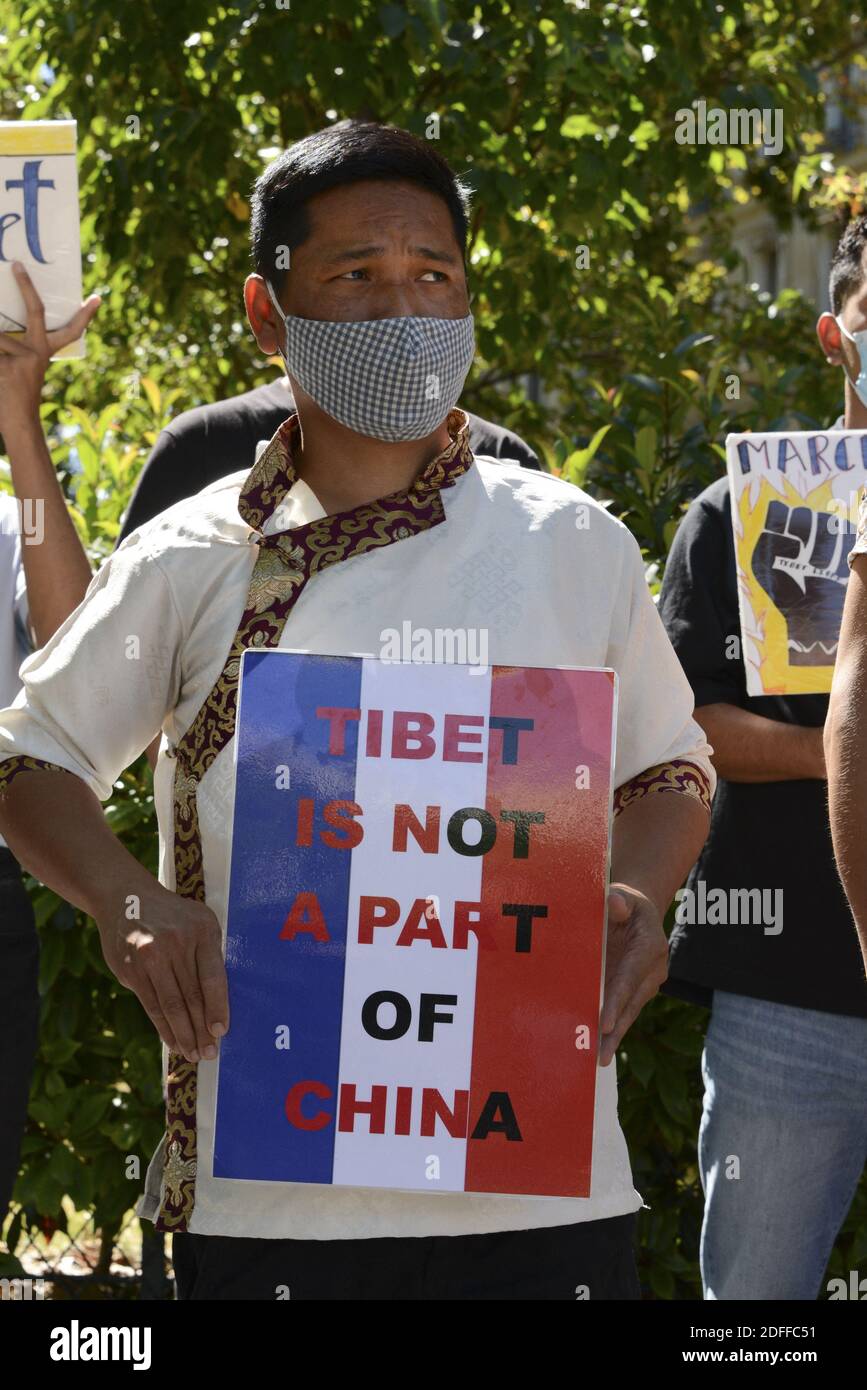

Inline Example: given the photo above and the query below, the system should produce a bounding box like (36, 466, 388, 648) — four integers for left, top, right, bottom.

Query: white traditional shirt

(0, 410, 714, 1240)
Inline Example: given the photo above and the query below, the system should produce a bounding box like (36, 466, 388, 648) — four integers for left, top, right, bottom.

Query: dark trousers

(172, 1211, 640, 1300)
(0, 847, 39, 1226)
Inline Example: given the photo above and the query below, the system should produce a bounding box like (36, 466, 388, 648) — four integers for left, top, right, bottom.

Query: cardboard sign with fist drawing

(726, 431, 862, 695)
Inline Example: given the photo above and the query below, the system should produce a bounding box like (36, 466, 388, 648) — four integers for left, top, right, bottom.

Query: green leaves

(629, 119, 660, 150)
(634, 424, 657, 472)
(69, 1088, 113, 1136)
(560, 114, 602, 141)
(560, 424, 612, 487)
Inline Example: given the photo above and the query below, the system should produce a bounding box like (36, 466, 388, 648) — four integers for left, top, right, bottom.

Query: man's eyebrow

(320, 243, 459, 266)
(410, 244, 459, 265)
(322, 244, 385, 265)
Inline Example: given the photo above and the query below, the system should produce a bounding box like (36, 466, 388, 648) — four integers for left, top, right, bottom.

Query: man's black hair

(250, 120, 473, 290)
(829, 213, 867, 315)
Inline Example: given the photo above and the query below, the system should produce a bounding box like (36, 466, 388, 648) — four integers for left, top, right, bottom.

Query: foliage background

(2, 0, 867, 1297)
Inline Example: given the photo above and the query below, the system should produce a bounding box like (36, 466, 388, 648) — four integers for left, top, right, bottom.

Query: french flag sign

(213, 650, 617, 1198)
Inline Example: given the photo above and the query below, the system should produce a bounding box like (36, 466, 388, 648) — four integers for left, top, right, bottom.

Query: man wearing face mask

(657, 215, 867, 1302)
(0, 121, 714, 1301)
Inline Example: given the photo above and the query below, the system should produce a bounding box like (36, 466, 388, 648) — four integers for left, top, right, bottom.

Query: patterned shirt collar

(237, 407, 474, 534)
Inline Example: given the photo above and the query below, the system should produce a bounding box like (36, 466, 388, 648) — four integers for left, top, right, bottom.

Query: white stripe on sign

(332, 659, 490, 1191)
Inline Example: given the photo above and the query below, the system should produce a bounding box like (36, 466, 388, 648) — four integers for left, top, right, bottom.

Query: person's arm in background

(0, 263, 100, 645)
(658, 490, 825, 785)
(694, 704, 824, 782)
(825, 547, 867, 968)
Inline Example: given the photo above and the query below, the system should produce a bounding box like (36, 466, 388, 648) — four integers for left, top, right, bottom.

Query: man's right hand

(96, 884, 229, 1063)
(0, 767, 229, 1065)
(0, 261, 100, 444)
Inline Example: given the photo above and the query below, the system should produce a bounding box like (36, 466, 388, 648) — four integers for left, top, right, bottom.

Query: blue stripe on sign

(213, 649, 361, 1183)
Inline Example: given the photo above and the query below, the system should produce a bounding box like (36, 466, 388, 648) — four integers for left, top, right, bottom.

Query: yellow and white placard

(726, 430, 865, 695)
(0, 120, 84, 358)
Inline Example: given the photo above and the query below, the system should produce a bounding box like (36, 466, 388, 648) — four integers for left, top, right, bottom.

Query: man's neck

(290, 405, 454, 515)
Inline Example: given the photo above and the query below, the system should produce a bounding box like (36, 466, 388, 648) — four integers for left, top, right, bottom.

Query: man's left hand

(599, 883, 668, 1066)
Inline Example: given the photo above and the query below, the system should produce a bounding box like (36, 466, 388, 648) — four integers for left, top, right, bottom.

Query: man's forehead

(318, 241, 460, 267)
(303, 180, 458, 249)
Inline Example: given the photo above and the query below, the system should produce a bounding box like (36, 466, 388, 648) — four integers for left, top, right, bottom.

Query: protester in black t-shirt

(117, 376, 540, 544)
(658, 220, 867, 1301)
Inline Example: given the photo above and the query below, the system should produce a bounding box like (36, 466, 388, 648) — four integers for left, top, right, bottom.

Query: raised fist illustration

(751, 500, 854, 666)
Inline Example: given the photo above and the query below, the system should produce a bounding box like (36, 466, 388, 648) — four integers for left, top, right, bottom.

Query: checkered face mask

(266, 280, 475, 442)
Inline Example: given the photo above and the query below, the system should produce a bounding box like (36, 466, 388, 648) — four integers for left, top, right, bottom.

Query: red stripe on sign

(464, 666, 614, 1197)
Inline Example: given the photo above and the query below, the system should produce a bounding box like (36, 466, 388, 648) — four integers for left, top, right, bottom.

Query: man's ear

(817, 310, 844, 364)
(244, 273, 283, 357)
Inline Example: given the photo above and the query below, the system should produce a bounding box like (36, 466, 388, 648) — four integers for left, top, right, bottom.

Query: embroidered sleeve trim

(613, 759, 713, 817)
(0, 754, 69, 797)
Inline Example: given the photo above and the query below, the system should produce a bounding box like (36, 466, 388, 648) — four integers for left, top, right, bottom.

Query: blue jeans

(699, 989, 867, 1300)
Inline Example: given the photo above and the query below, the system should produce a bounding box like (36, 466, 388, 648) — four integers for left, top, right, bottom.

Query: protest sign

(726, 430, 864, 695)
(213, 650, 617, 1199)
(0, 120, 84, 358)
